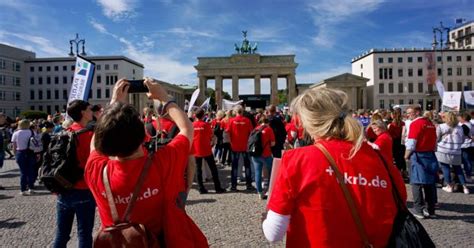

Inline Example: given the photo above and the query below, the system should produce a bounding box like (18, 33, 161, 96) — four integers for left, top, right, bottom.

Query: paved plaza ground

(0, 158, 473, 247)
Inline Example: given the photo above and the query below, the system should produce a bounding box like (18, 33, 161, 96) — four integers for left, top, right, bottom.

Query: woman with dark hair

(262, 88, 406, 247)
(388, 108, 406, 174)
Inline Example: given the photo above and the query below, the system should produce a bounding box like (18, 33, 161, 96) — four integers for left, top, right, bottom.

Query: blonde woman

(263, 88, 406, 247)
(11, 119, 37, 195)
(436, 112, 468, 194)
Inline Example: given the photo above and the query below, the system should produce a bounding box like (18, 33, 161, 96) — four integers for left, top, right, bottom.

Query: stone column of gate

(287, 74, 297, 103)
(215, 75, 223, 110)
(271, 74, 279, 105)
(352, 87, 357, 110)
(198, 76, 207, 101)
(254, 75, 261, 95)
(232, 75, 239, 101)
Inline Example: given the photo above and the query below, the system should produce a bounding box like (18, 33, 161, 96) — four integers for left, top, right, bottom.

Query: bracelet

(160, 100, 177, 116)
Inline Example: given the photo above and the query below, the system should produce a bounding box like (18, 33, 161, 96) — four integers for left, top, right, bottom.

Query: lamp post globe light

(68, 33, 87, 57)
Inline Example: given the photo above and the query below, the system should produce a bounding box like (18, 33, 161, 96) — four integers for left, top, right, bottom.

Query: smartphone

(128, 79, 148, 93)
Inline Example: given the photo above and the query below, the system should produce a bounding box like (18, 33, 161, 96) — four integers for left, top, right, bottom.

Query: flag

(435, 79, 445, 98)
(200, 97, 211, 110)
(222, 99, 243, 110)
(68, 55, 95, 104)
(187, 88, 200, 115)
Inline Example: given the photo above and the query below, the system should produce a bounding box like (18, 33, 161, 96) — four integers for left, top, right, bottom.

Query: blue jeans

(231, 152, 252, 188)
(461, 148, 472, 178)
(440, 162, 466, 185)
(251, 156, 273, 193)
(15, 150, 36, 192)
(54, 189, 96, 248)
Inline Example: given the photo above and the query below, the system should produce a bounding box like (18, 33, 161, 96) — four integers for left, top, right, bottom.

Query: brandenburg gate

(194, 31, 298, 109)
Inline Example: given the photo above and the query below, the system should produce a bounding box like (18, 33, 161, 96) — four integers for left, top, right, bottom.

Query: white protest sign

(222, 99, 243, 110)
(441, 91, 462, 112)
(68, 56, 95, 104)
(464, 90, 474, 107)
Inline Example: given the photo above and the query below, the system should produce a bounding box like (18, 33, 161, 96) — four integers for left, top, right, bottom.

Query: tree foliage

(20, 110, 48, 120)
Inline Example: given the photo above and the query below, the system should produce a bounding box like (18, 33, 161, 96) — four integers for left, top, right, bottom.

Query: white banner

(464, 90, 474, 107)
(222, 99, 243, 110)
(187, 89, 200, 115)
(200, 97, 211, 110)
(68, 56, 95, 104)
(435, 79, 445, 98)
(442, 91, 462, 112)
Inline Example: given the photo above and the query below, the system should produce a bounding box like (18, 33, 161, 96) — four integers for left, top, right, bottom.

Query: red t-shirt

(285, 123, 297, 144)
(366, 127, 377, 142)
(268, 140, 406, 247)
(374, 131, 393, 164)
(85, 135, 190, 235)
(407, 117, 437, 152)
(227, 115, 253, 152)
(388, 121, 405, 140)
(192, 120, 213, 157)
(68, 122, 93, 190)
(257, 125, 275, 157)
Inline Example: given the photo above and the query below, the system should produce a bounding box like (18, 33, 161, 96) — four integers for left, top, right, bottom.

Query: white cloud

(308, 0, 385, 47)
(166, 27, 216, 38)
(296, 65, 351, 84)
(0, 31, 64, 57)
(96, 0, 137, 20)
(89, 19, 108, 34)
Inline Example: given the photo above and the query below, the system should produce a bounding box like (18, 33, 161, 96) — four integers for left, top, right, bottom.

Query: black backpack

(247, 126, 266, 157)
(39, 128, 90, 193)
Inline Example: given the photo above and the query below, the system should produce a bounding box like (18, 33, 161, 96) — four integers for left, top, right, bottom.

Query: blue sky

(0, 0, 473, 94)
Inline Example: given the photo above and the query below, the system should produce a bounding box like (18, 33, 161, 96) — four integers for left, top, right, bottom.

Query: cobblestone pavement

(1, 158, 473, 247)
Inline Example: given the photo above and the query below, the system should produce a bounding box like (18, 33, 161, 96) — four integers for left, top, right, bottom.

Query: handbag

(315, 143, 435, 248)
(93, 153, 160, 248)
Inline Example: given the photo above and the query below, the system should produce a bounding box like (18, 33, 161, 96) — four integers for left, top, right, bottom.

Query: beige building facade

(450, 21, 473, 49)
(194, 54, 298, 109)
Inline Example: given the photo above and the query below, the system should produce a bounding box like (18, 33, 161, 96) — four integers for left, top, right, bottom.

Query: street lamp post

(68, 33, 87, 57)
(432, 21, 450, 110)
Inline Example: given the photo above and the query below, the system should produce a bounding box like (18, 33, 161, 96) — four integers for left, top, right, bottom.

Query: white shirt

(11, 129, 32, 150)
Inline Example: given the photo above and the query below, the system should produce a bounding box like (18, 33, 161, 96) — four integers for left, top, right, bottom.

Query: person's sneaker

(463, 186, 470, 194)
(423, 209, 436, 218)
(199, 188, 208, 194)
(19, 191, 28, 196)
(442, 185, 453, 193)
(229, 187, 238, 192)
(411, 210, 425, 219)
(246, 185, 256, 192)
(215, 188, 226, 194)
(258, 193, 267, 200)
(27, 189, 35, 195)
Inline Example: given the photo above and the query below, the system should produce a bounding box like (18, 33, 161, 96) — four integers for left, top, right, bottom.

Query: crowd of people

(0, 77, 473, 247)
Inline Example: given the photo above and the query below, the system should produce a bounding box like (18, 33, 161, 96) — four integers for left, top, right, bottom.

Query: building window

(408, 57, 413, 63)
(467, 82, 472, 90)
(54, 90, 59, 99)
(63, 76, 67, 84)
(360, 64, 363, 69)
(388, 83, 394, 93)
(379, 68, 383, 79)
(418, 82, 423, 93)
(409, 99, 414, 104)
(389, 68, 393, 79)
(97, 75, 101, 83)
(0, 59, 6, 69)
(63, 89, 68, 100)
(408, 83, 413, 93)
(447, 68, 452, 76)
(398, 69, 403, 77)
(437, 68, 442, 76)
(468, 67, 472, 76)
(397, 57, 403, 63)
(408, 68, 413, 77)
(379, 100, 385, 109)
(47, 66, 51, 71)
(105, 64, 110, 70)
(456, 67, 462, 76)
(71, 65, 75, 71)
(388, 57, 393, 63)
(467, 56, 472, 61)
(54, 76, 59, 84)
(63, 65, 67, 71)
(113, 64, 118, 70)
(14, 77, 20, 86)
(398, 83, 403, 93)
(105, 88, 110, 98)
(39, 66, 43, 72)
(447, 56, 452, 62)
(30, 77, 34, 85)
(97, 89, 102, 99)
(379, 83, 384, 94)
(0, 91, 4, 100)
(47, 76, 51, 84)
(378, 58, 383, 63)
(15, 92, 20, 101)
(133, 69, 135, 74)
(447, 82, 453, 91)
(437, 56, 441, 62)
(30, 66, 34, 72)
(399, 99, 404, 105)
(38, 90, 43, 100)
(389, 99, 395, 108)
(457, 82, 463, 91)
(456, 56, 462, 62)
(46, 90, 51, 99)
(14, 62, 20, 71)
(38, 77, 43, 85)
(30, 90, 35, 100)
(31, 106, 35, 111)
(417, 57, 422, 62)
(97, 64, 101, 70)
(47, 106, 51, 114)
(361, 72, 363, 77)
(39, 106, 43, 111)
(54, 66, 59, 71)
(417, 68, 423, 76)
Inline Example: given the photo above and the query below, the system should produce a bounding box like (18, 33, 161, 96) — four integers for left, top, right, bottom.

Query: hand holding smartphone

(127, 79, 148, 93)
